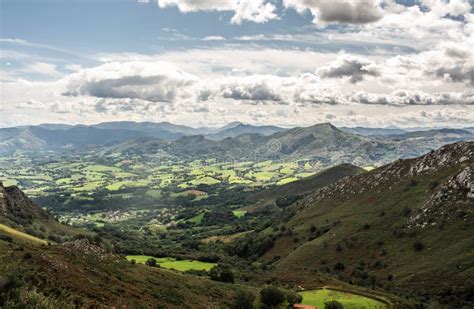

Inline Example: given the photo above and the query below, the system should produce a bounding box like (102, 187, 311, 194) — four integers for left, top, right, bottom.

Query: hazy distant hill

(339, 126, 407, 136)
(1, 122, 473, 168)
(205, 123, 286, 141)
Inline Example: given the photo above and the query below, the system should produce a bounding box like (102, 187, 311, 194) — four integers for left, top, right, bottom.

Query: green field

(232, 210, 247, 218)
(126, 255, 216, 272)
(299, 289, 387, 308)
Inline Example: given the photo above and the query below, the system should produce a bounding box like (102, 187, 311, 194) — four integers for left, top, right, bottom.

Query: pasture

(298, 288, 387, 308)
(126, 255, 216, 272)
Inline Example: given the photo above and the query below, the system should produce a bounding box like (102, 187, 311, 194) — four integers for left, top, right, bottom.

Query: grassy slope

(246, 164, 364, 211)
(267, 144, 473, 306)
(0, 224, 48, 245)
(0, 238, 250, 308)
(299, 288, 387, 308)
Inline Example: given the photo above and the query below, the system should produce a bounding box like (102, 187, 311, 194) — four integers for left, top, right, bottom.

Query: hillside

(205, 123, 285, 141)
(0, 183, 253, 308)
(246, 164, 365, 211)
(0, 182, 83, 242)
(238, 142, 473, 307)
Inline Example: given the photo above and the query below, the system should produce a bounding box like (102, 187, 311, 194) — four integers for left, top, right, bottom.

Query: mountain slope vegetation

(233, 142, 473, 307)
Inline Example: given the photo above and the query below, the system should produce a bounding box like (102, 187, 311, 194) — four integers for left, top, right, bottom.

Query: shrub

(260, 286, 285, 307)
(146, 258, 157, 267)
(413, 240, 425, 251)
(334, 262, 345, 272)
(233, 290, 255, 309)
(286, 291, 303, 305)
(402, 207, 412, 217)
(209, 265, 235, 283)
(324, 300, 344, 309)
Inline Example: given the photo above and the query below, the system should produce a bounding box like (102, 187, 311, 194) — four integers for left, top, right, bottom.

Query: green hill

(247, 164, 365, 212)
(238, 142, 474, 307)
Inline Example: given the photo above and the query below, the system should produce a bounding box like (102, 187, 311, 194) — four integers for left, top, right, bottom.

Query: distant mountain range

(1, 122, 473, 169)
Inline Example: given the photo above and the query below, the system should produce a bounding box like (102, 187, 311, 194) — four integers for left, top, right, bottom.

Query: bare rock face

(409, 166, 473, 227)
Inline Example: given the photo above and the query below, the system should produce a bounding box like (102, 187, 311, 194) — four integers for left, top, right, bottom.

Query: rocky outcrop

(299, 142, 473, 209)
(0, 182, 51, 224)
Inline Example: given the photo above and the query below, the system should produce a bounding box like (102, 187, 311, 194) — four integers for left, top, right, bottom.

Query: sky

(0, 0, 473, 128)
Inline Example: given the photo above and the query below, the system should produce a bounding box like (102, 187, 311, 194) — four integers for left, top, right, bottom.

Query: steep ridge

(253, 142, 473, 307)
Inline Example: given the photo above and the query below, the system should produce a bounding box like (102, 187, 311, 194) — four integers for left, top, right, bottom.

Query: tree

(286, 291, 303, 305)
(324, 300, 344, 309)
(260, 286, 285, 307)
(146, 258, 157, 267)
(210, 265, 235, 283)
(233, 290, 255, 309)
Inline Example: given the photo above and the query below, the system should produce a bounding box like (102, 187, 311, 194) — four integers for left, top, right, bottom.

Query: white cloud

(157, 0, 278, 24)
(202, 36, 226, 41)
(21, 62, 62, 78)
(230, 0, 278, 24)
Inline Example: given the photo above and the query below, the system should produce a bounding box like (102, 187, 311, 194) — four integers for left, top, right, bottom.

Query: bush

(260, 286, 285, 307)
(209, 265, 235, 283)
(333, 262, 346, 273)
(286, 291, 303, 305)
(233, 290, 255, 309)
(413, 240, 425, 251)
(325, 300, 344, 309)
(146, 258, 157, 267)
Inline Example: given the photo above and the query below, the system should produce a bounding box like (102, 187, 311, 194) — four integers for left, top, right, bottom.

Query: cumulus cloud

(295, 89, 474, 106)
(318, 56, 380, 83)
(157, 0, 278, 24)
(231, 0, 278, 24)
(62, 61, 197, 102)
(284, 0, 383, 24)
(198, 76, 287, 103)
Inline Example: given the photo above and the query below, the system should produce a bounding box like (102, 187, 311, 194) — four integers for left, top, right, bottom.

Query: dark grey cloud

(220, 81, 283, 102)
(317, 0, 383, 24)
(318, 57, 380, 83)
(64, 75, 195, 102)
(284, 0, 383, 24)
(433, 65, 474, 84)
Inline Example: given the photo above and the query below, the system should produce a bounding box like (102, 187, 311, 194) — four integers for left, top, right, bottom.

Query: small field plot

(299, 288, 387, 309)
(232, 210, 247, 218)
(126, 256, 216, 272)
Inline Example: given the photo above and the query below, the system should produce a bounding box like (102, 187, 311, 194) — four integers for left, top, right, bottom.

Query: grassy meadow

(126, 255, 216, 272)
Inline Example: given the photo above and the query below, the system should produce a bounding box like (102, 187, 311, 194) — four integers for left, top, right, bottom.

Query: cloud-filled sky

(0, 0, 473, 128)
